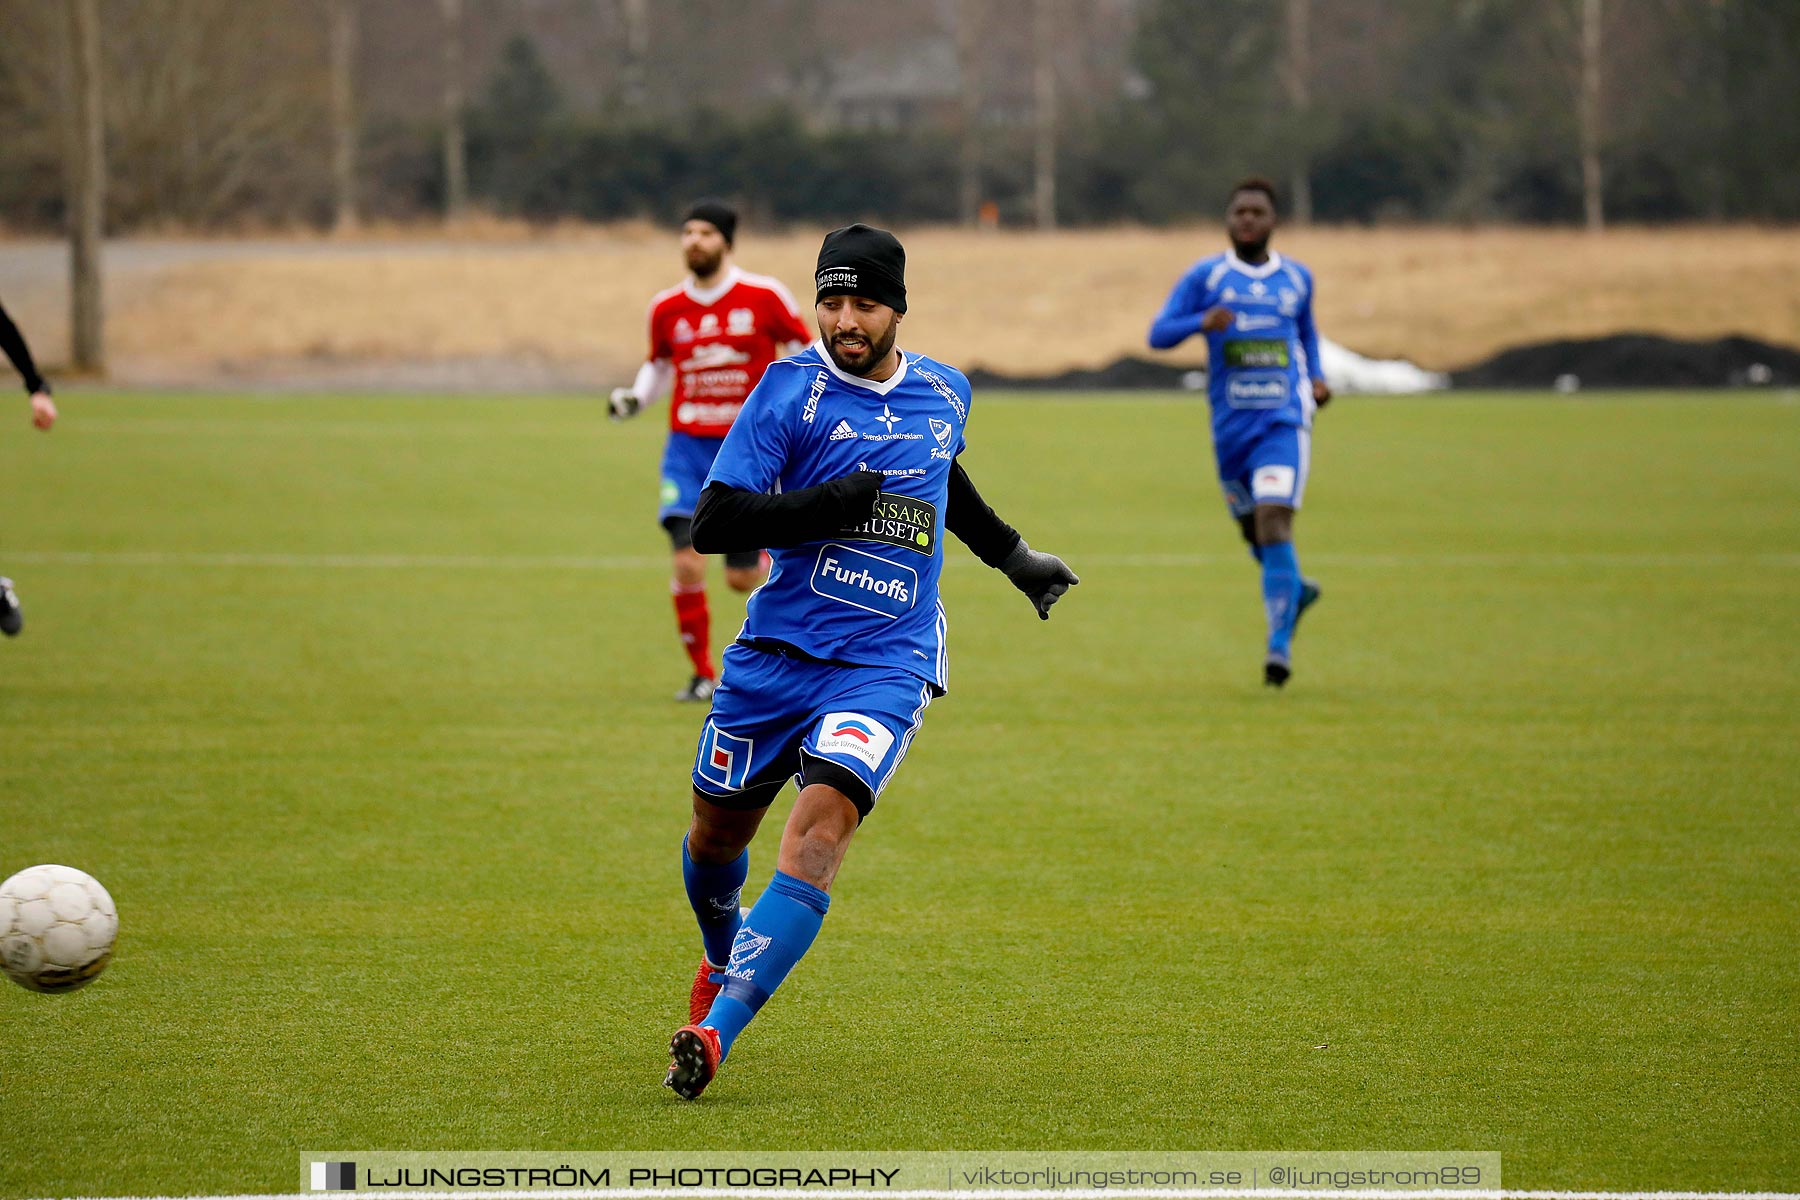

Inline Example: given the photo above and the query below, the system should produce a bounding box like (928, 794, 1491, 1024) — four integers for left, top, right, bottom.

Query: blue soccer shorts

(691, 642, 935, 819)
(659, 431, 727, 523)
(1217, 422, 1311, 518)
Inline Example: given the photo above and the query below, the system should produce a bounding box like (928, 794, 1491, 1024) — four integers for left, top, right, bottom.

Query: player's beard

(1231, 234, 1270, 261)
(685, 245, 725, 278)
(826, 317, 898, 377)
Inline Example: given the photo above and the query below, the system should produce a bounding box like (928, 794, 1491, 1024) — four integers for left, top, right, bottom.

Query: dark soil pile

(1450, 334, 1800, 389)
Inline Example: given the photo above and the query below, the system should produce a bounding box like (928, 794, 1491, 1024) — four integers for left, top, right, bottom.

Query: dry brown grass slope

(13, 223, 1800, 384)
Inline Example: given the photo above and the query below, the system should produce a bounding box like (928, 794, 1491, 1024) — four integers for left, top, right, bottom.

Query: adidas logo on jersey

(829, 420, 857, 441)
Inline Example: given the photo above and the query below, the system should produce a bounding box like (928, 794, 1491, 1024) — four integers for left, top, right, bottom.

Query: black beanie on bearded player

(814, 223, 907, 377)
(685, 199, 737, 245)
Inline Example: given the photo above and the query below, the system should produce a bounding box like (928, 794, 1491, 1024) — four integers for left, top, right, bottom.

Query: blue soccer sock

(681, 836, 748, 969)
(701, 870, 830, 1061)
(1260, 540, 1303, 656)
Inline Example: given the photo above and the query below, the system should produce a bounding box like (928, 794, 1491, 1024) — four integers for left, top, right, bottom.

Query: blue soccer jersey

(704, 342, 970, 691)
(1150, 251, 1324, 448)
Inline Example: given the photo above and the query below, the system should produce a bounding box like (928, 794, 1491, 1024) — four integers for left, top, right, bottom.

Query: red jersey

(647, 267, 812, 437)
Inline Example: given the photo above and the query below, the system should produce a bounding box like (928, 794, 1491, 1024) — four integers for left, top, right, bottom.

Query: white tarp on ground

(1317, 338, 1450, 393)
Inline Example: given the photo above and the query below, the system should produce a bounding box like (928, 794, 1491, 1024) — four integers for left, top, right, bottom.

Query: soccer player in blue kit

(1148, 177, 1332, 687)
(661, 224, 1079, 1100)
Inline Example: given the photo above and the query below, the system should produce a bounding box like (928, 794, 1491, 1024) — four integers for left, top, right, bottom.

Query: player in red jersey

(610, 201, 812, 701)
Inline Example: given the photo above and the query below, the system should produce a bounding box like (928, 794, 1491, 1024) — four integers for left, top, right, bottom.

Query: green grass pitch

(1, 390, 1796, 1196)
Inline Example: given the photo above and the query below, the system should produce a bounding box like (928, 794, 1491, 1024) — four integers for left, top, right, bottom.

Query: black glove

(825, 467, 883, 525)
(1000, 539, 1078, 620)
(608, 387, 643, 421)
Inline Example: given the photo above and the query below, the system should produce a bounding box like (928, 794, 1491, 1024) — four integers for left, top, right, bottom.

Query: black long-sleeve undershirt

(0, 301, 49, 396)
(691, 458, 1021, 565)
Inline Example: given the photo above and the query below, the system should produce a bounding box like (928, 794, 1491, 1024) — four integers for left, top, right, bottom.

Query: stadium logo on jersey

(811, 544, 918, 618)
(815, 712, 896, 770)
(841, 493, 938, 555)
(728, 307, 755, 335)
(697, 721, 755, 792)
(829, 420, 858, 441)
(928, 418, 953, 450)
(803, 370, 828, 423)
(725, 926, 772, 982)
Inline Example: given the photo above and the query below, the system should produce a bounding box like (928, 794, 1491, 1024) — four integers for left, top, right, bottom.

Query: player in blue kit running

(661, 224, 1078, 1100)
(1148, 177, 1332, 687)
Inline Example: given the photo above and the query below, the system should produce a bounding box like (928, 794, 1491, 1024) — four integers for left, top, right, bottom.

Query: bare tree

(1282, 0, 1313, 224)
(1031, 0, 1056, 230)
(1578, 0, 1604, 231)
(329, 0, 359, 232)
(621, 0, 650, 110)
(954, 0, 984, 226)
(64, 0, 104, 373)
(439, 0, 467, 219)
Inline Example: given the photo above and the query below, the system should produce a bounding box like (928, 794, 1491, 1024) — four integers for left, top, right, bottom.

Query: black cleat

(674, 675, 717, 704)
(663, 1023, 722, 1101)
(0, 577, 21, 637)
(1263, 652, 1291, 688)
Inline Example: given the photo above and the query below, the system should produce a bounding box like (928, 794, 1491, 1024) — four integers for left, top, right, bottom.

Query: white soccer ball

(0, 864, 118, 994)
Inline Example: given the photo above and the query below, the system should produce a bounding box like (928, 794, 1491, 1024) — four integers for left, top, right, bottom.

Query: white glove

(608, 387, 643, 421)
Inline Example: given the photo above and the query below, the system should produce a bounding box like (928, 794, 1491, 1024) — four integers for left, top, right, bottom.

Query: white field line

(5, 550, 1798, 572)
(23, 1191, 1800, 1200)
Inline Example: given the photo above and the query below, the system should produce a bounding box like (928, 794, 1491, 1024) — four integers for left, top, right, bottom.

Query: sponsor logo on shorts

(840, 492, 937, 555)
(810, 544, 918, 618)
(660, 477, 681, 506)
(697, 721, 755, 792)
(814, 711, 896, 771)
(1251, 464, 1298, 500)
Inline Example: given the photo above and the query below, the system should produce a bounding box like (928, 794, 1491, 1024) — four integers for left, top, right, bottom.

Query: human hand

(608, 387, 642, 420)
(1200, 306, 1235, 333)
(30, 391, 55, 430)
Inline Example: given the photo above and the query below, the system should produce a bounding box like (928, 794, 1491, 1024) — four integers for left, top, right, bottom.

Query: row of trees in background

(2, 0, 1798, 246)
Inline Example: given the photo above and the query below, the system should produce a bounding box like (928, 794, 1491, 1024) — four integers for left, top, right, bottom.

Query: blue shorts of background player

(1217, 422, 1310, 518)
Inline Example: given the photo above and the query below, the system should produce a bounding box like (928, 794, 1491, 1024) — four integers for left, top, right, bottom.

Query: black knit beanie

(684, 199, 737, 245)
(814, 223, 907, 313)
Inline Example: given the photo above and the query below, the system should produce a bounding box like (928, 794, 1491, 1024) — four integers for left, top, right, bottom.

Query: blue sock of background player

(681, 836, 747, 969)
(1261, 540, 1303, 657)
(701, 870, 830, 1060)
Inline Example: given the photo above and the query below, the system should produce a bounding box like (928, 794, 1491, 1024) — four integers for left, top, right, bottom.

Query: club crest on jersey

(696, 721, 754, 792)
(814, 711, 896, 770)
(928, 417, 953, 450)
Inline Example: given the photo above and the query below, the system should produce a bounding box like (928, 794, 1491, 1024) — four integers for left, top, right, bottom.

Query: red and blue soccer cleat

(663, 1023, 722, 1100)
(689, 957, 722, 1025)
